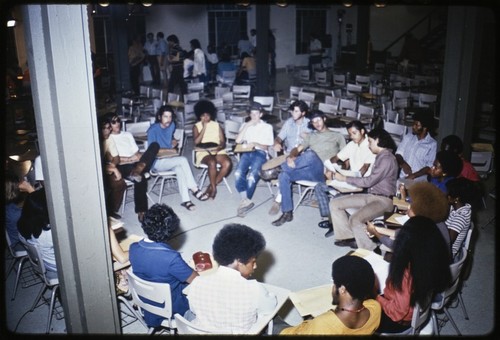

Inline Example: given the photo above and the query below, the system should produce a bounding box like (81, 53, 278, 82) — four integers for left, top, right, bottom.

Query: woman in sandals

(193, 100, 233, 200)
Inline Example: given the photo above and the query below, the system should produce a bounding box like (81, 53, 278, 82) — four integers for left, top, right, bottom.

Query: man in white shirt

(185, 224, 276, 334)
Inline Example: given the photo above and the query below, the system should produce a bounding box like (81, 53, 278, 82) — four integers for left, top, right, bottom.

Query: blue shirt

(129, 239, 194, 327)
(147, 122, 176, 149)
(5, 203, 22, 248)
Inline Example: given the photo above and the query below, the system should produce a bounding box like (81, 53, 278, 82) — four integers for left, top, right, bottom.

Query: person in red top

(440, 134, 480, 182)
(376, 216, 451, 333)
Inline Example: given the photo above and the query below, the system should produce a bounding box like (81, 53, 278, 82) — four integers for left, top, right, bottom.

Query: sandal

(192, 189, 205, 201)
(198, 192, 210, 201)
(180, 201, 196, 211)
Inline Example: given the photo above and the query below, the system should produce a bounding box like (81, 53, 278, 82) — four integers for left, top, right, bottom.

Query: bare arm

(109, 228, 129, 264)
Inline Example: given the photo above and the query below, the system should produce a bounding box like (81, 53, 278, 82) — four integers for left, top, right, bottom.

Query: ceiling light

(237, 2, 251, 6)
(343, 1, 353, 8)
(142, 2, 153, 6)
(7, 15, 16, 27)
(98, 2, 110, 7)
(374, 1, 387, 8)
(276, 1, 288, 7)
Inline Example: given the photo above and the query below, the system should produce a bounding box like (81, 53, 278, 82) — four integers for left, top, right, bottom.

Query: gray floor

(4, 71, 497, 336)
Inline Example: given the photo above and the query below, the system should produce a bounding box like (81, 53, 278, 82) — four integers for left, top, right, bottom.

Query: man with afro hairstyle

(185, 223, 277, 333)
(279, 255, 381, 335)
(129, 204, 198, 328)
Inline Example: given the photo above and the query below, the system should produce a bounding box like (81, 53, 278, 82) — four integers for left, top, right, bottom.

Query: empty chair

(324, 95, 339, 106)
(338, 98, 357, 113)
(315, 70, 329, 87)
(166, 92, 180, 104)
(139, 84, 152, 98)
(298, 91, 315, 104)
(418, 93, 438, 108)
(470, 151, 494, 178)
(117, 268, 176, 334)
(214, 86, 230, 99)
(318, 102, 339, 118)
(211, 97, 224, 114)
(183, 92, 200, 104)
(355, 75, 370, 89)
(224, 119, 242, 152)
(187, 81, 204, 95)
(332, 73, 346, 87)
(357, 104, 375, 119)
(232, 85, 251, 99)
(345, 83, 363, 98)
(385, 109, 400, 124)
(150, 88, 164, 102)
(217, 70, 236, 87)
(345, 109, 359, 120)
(222, 91, 234, 103)
(299, 69, 315, 85)
(289, 86, 302, 101)
(374, 62, 385, 74)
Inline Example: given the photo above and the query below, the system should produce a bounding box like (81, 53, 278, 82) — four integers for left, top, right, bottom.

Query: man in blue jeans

(233, 102, 274, 217)
(272, 110, 345, 226)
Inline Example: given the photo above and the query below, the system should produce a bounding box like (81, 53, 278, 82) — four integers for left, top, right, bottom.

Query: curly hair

(346, 120, 366, 133)
(5, 172, 24, 204)
(212, 224, 266, 266)
(440, 134, 463, 154)
(435, 150, 463, 178)
(17, 188, 50, 240)
(331, 255, 376, 300)
(412, 108, 435, 130)
(194, 99, 217, 121)
(289, 99, 309, 114)
(408, 181, 449, 222)
(367, 128, 397, 152)
(141, 204, 180, 243)
(389, 216, 451, 306)
(446, 177, 476, 206)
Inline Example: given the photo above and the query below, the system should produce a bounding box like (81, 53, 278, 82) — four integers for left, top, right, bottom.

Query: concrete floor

(4, 70, 497, 335)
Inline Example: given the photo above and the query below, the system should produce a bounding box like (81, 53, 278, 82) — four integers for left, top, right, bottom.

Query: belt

(371, 193, 394, 199)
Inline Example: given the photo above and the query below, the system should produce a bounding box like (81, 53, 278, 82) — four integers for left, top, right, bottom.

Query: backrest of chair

(222, 91, 234, 103)
(299, 69, 310, 81)
(221, 70, 236, 84)
(386, 110, 399, 124)
(24, 241, 49, 284)
(140, 85, 151, 97)
(333, 74, 346, 86)
(125, 121, 151, 135)
(345, 109, 359, 119)
(324, 95, 338, 106)
(315, 71, 328, 84)
(464, 221, 474, 251)
(384, 121, 407, 136)
(393, 89, 410, 100)
(253, 96, 274, 113)
(174, 129, 185, 156)
(151, 88, 164, 102)
(188, 82, 204, 94)
(174, 313, 213, 334)
(418, 93, 437, 107)
(184, 92, 200, 104)
(358, 104, 374, 117)
(289, 86, 301, 100)
(346, 83, 362, 95)
(339, 98, 357, 111)
(374, 62, 385, 73)
(355, 75, 370, 87)
(211, 98, 224, 110)
(318, 102, 338, 116)
(167, 92, 179, 103)
(233, 85, 251, 99)
(5, 229, 26, 258)
(215, 86, 230, 99)
(224, 119, 242, 144)
(298, 91, 315, 103)
(126, 268, 173, 320)
(440, 247, 468, 303)
(411, 296, 433, 335)
(470, 151, 493, 174)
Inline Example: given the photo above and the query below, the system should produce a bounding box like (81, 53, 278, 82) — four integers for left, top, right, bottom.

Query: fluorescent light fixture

(7, 19, 16, 27)
(142, 2, 153, 6)
(276, 1, 288, 7)
(343, 1, 353, 8)
(374, 1, 387, 8)
(98, 2, 110, 7)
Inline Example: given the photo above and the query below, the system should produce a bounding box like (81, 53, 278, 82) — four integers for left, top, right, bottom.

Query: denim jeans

(278, 149, 325, 213)
(234, 150, 267, 199)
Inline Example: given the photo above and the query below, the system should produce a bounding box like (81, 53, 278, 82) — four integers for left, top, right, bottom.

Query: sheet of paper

(289, 284, 334, 317)
(332, 163, 361, 177)
(362, 252, 389, 293)
(327, 179, 362, 192)
(395, 214, 410, 225)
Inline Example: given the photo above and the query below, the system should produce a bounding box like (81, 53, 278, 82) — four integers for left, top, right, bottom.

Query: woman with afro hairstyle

(192, 99, 233, 200)
(185, 223, 276, 333)
(376, 216, 451, 333)
(428, 150, 463, 194)
(129, 204, 198, 328)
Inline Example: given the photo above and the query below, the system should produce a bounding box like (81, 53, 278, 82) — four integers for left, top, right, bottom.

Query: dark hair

(194, 99, 217, 120)
(408, 182, 449, 222)
(289, 100, 309, 114)
(435, 150, 463, 177)
(413, 109, 434, 130)
(367, 128, 397, 152)
(207, 44, 216, 53)
(190, 39, 201, 50)
(146, 32, 154, 38)
(331, 255, 376, 300)
(166, 34, 179, 44)
(346, 120, 366, 133)
(220, 53, 231, 62)
(240, 51, 250, 59)
(446, 177, 476, 206)
(157, 32, 164, 39)
(213, 224, 266, 266)
(5, 172, 25, 204)
(441, 135, 463, 154)
(389, 216, 451, 306)
(17, 188, 50, 240)
(155, 105, 176, 124)
(141, 204, 180, 243)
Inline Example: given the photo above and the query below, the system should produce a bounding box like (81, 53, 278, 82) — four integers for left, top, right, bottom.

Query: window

(296, 6, 327, 55)
(208, 5, 248, 57)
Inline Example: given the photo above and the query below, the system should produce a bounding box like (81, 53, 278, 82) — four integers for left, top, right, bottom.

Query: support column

(22, 4, 120, 333)
(255, 4, 270, 96)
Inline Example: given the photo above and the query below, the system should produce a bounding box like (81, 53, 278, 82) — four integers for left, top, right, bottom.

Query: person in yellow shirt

(278, 255, 381, 335)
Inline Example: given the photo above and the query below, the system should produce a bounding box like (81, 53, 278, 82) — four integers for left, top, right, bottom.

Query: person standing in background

(128, 35, 145, 95)
(268, 29, 276, 77)
(156, 32, 169, 87)
(144, 32, 161, 87)
(190, 39, 207, 83)
(249, 29, 257, 51)
(167, 34, 188, 95)
(308, 33, 323, 74)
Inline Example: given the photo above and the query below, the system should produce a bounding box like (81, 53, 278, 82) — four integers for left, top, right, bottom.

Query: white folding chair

(333, 73, 346, 87)
(217, 70, 236, 87)
(253, 96, 274, 114)
(355, 74, 370, 89)
(125, 121, 151, 152)
(192, 149, 233, 194)
(345, 83, 363, 98)
(117, 268, 176, 334)
(187, 81, 204, 95)
(214, 86, 230, 99)
(318, 102, 339, 118)
(315, 70, 329, 87)
(5, 229, 29, 301)
(293, 180, 319, 212)
(299, 69, 315, 85)
(23, 241, 60, 334)
(384, 121, 407, 146)
(232, 85, 251, 99)
(183, 92, 200, 105)
(298, 91, 315, 105)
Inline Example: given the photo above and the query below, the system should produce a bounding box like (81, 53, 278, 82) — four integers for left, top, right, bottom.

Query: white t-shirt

(109, 131, 139, 157)
(335, 137, 376, 176)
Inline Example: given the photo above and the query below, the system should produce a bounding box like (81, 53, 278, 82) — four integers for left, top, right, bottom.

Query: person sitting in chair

(277, 255, 381, 335)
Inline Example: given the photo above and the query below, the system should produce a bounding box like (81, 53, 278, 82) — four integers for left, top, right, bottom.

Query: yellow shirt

(194, 120, 227, 165)
(280, 299, 381, 335)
